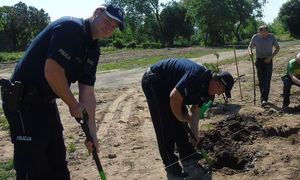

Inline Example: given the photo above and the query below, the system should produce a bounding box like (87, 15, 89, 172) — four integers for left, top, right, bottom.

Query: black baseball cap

(105, 4, 125, 31)
(219, 71, 234, 98)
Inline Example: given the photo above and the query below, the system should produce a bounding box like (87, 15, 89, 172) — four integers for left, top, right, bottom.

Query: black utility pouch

(0, 79, 24, 112)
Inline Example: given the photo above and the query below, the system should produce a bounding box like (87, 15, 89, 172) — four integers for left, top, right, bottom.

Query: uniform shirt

(249, 33, 279, 58)
(12, 17, 100, 99)
(150, 58, 213, 105)
(287, 59, 300, 78)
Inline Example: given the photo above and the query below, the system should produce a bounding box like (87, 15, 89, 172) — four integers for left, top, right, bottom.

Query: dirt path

(95, 49, 248, 89)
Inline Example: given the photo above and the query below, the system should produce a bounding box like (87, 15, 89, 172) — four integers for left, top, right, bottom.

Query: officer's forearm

(79, 84, 97, 138)
(44, 58, 78, 108)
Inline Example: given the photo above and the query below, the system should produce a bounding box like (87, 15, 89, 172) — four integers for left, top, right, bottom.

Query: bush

(203, 63, 221, 73)
(0, 52, 23, 62)
(149, 42, 161, 49)
(174, 36, 191, 47)
(99, 38, 113, 47)
(112, 38, 125, 49)
(142, 42, 151, 49)
(190, 34, 201, 46)
(142, 42, 161, 49)
(126, 41, 137, 49)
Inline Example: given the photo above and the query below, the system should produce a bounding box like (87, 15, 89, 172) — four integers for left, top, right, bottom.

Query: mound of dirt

(197, 113, 300, 174)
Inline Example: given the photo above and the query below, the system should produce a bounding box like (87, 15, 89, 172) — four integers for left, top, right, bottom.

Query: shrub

(203, 63, 221, 73)
(112, 38, 125, 49)
(142, 42, 151, 49)
(0, 52, 23, 62)
(126, 41, 137, 49)
(149, 42, 161, 49)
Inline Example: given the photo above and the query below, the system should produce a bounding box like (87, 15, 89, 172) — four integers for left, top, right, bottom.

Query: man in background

(248, 25, 280, 106)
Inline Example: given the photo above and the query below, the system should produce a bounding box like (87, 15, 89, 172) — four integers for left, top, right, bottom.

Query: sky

(0, 0, 288, 23)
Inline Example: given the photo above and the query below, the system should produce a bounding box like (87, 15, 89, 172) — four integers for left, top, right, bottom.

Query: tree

(230, 0, 266, 41)
(279, 0, 300, 37)
(269, 17, 289, 36)
(107, 0, 165, 45)
(183, 0, 232, 45)
(183, 0, 266, 45)
(160, 2, 194, 46)
(4, 2, 30, 50)
(0, 7, 5, 31)
(1, 2, 50, 51)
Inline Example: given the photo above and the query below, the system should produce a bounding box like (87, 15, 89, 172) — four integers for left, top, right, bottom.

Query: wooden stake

(233, 43, 243, 101)
(250, 54, 256, 105)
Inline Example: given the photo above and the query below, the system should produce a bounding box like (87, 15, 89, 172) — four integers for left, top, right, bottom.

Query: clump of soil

(264, 125, 300, 137)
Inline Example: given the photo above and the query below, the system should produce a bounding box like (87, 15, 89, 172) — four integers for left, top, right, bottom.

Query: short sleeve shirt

(249, 33, 279, 58)
(12, 17, 100, 98)
(150, 59, 213, 105)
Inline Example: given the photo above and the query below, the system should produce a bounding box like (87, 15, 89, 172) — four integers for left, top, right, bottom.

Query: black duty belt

(22, 86, 55, 104)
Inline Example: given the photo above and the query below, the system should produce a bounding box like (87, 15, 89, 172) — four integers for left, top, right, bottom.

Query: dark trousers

(3, 100, 70, 180)
(141, 71, 196, 171)
(282, 75, 300, 106)
(255, 58, 273, 102)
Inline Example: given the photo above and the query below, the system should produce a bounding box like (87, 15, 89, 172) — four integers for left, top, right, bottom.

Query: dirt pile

(198, 113, 300, 174)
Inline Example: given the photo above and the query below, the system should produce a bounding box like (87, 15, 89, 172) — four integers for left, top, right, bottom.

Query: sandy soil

(1, 42, 300, 180)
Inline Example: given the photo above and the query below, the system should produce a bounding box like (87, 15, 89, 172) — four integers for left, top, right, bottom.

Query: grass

(99, 55, 165, 71)
(0, 159, 15, 180)
(0, 52, 23, 62)
(68, 142, 77, 153)
(0, 108, 9, 131)
(99, 48, 231, 71)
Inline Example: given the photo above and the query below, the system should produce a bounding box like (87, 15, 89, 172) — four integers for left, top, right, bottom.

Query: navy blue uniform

(141, 59, 213, 175)
(3, 17, 99, 180)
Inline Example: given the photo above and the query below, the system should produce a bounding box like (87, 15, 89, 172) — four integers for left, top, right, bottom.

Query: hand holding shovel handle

(76, 109, 107, 180)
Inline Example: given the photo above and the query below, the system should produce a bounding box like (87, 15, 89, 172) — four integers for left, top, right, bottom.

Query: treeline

(0, 2, 50, 51)
(1, 0, 299, 52)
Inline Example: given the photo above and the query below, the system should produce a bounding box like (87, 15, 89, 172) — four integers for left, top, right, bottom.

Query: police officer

(141, 58, 234, 179)
(1, 4, 125, 180)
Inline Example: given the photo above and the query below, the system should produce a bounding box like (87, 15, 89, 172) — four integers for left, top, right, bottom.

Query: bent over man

(141, 58, 234, 180)
(282, 53, 300, 108)
(1, 4, 124, 180)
